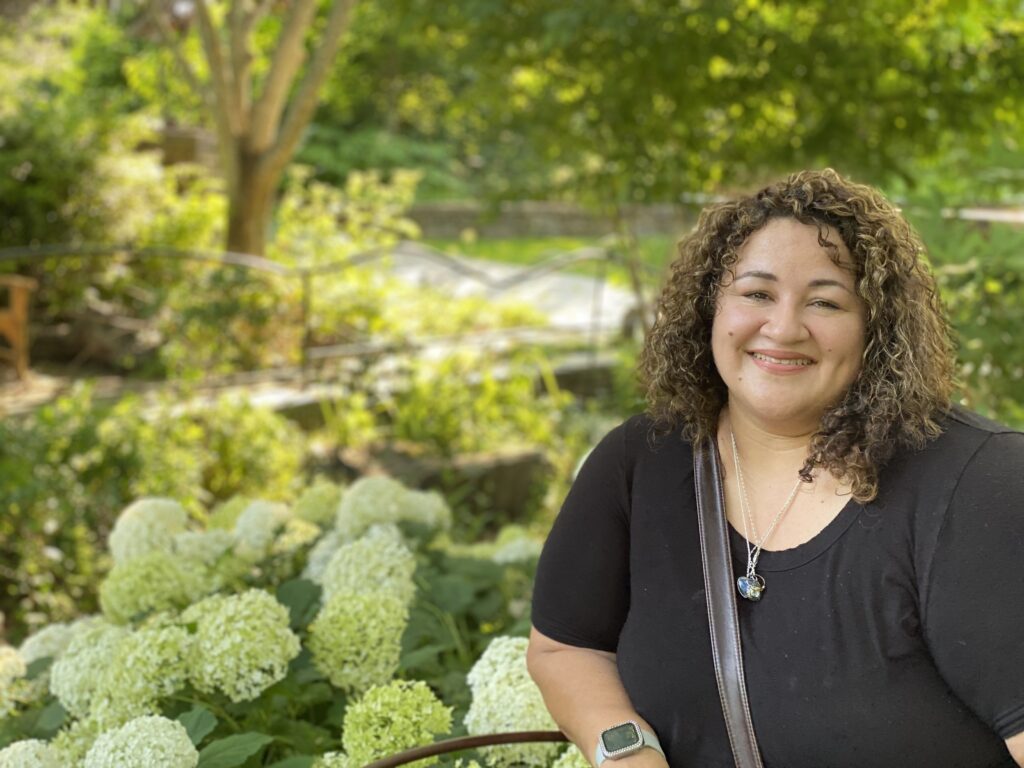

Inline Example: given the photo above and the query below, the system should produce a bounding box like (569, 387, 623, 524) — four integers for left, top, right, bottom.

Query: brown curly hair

(639, 168, 956, 502)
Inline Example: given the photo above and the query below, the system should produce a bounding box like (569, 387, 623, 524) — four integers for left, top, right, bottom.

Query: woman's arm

(527, 626, 669, 768)
(1006, 731, 1024, 767)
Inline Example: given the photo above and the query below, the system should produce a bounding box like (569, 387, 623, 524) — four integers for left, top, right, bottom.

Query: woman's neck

(719, 406, 815, 478)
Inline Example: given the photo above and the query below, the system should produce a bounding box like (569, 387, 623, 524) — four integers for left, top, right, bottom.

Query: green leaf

(178, 705, 218, 747)
(266, 758, 316, 768)
(196, 732, 274, 768)
(25, 656, 53, 680)
(399, 643, 451, 672)
(276, 578, 322, 629)
(33, 701, 67, 736)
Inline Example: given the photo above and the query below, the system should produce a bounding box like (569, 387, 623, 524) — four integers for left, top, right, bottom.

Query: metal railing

(0, 241, 660, 380)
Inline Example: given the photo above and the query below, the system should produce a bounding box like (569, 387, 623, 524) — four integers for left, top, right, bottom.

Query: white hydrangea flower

(50, 621, 130, 718)
(320, 524, 417, 606)
(233, 500, 290, 561)
(464, 636, 559, 768)
(307, 591, 407, 694)
(99, 550, 212, 624)
(294, 478, 344, 526)
(0, 645, 27, 719)
(83, 715, 198, 768)
(0, 739, 61, 768)
(303, 529, 343, 583)
(491, 537, 542, 565)
(182, 589, 300, 703)
(335, 476, 450, 543)
(108, 498, 189, 564)
(172, 529, 235, 565)
(19, 622, 73, 665)
(90, 620, 191, 723)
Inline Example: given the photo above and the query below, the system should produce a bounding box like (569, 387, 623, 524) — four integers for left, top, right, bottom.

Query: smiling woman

(527, 170, 1024, 768)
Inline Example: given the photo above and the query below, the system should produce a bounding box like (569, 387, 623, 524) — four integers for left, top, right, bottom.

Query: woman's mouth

(749, 351, 814, 367)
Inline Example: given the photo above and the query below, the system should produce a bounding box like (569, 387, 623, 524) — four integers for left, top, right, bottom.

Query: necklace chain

(729, 429, 804, 585)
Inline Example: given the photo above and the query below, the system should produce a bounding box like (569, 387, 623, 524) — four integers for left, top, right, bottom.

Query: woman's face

(711, 217, 867, 435)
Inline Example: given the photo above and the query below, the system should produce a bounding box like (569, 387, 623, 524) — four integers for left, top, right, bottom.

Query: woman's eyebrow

(734, 271, 855, 294)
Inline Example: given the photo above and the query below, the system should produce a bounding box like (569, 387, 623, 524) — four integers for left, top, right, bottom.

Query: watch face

(601, 722, 642, 755)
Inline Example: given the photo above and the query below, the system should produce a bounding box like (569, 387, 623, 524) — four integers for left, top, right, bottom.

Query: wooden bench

(0, 275, 39, 379)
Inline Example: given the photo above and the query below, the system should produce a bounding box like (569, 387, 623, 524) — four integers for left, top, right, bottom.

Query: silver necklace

(729, 429, 804, 602)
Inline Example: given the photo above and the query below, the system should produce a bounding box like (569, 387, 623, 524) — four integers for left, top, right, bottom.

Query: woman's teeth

(751, 352, 813, 366)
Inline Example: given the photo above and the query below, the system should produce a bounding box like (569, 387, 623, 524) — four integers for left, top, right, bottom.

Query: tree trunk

(226, 153, 276, 256)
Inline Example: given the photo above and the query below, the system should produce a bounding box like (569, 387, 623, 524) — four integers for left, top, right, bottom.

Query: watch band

(594, 725, 664, 766)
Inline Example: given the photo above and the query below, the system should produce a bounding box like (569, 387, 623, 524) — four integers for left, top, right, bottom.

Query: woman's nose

(761, 301, 809, 342)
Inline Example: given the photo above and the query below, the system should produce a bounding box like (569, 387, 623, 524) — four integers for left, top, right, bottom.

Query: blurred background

(0, 0, 1021, 762)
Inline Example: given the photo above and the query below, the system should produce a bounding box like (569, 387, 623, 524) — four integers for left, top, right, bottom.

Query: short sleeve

(530, 419, 633, 652)
(924, 430, 1024, 740)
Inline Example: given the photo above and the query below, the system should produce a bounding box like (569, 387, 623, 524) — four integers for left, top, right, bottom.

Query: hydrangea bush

(0, 475, 549, 767)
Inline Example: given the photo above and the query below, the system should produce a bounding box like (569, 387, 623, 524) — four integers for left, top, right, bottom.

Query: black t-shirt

(532, 407, 1024, 768)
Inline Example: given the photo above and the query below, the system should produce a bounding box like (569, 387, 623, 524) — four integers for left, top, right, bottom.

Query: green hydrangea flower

(0, 646, 27, 720)
(553, 746, 592, 768)
(108, 498, 189, 564)
(320, 524, 417, 606)
(335, 476, 450, 543)
(207, 495, 251, 530)
(307, 591, 407, 694)
(49, 621, 130, 718)
(233, 500, 290, 561)
(294, 478, 344, 526)
(100, 550, 211, 624)
(90, 619, 191, 723)
(83, 715, 198, 768)
(341, 680, 452, 766)
(273, 517, 322, 555)
(182, 589, 300, 702)
(0, 739, 61, 768)
(464, 636, 559, 768)
(51, 716, 104, 766)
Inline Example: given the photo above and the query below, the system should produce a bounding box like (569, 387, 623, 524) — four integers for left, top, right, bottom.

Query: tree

(395, 0, 1024, 204)
(153, 0, 358, 256)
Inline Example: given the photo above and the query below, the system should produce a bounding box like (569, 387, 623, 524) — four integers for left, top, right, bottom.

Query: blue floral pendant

(737, 574, 766, 601)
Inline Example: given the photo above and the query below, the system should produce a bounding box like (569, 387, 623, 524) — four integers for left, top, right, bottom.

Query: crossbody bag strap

(694, 436, 764, 768)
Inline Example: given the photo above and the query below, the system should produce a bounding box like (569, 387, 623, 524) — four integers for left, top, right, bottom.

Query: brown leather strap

(694, 437, 764, 768)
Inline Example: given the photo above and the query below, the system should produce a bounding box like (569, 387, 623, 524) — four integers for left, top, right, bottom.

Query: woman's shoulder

(941, 403, 1022, 438)
(613, 412, 694, 458)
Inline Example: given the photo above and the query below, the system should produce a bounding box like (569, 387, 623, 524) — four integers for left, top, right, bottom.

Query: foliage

(910, 215, 1024, 426)
(391, 0, 1024, 204)
(0, 385, 305, 640)
(0, 476, 549, 767)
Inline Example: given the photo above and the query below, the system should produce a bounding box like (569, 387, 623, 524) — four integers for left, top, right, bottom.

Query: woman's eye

(744, 291, 770, 301)
(810, 299, 840, 310)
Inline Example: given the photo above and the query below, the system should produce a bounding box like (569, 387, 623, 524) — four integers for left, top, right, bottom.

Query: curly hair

(639, 168, 956, 502)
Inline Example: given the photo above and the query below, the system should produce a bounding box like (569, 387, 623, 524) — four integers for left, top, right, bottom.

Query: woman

(528, 169, 1024, 767)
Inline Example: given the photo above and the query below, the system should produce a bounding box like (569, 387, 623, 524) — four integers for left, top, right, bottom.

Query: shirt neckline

(727, 497, 864, 572)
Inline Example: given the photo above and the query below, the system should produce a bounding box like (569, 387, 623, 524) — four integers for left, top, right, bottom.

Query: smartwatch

(594, 720, 665, 765)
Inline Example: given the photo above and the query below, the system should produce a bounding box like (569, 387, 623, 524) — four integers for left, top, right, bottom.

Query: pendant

(737, 574, 765, 601)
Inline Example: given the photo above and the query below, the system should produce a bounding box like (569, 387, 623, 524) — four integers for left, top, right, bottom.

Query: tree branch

(152, 9, 209, 105)
(249, 0, 319, 153)
(229, 0, 252, 130)
(195, 0, 242, 135)
(264, 0, 358, 175)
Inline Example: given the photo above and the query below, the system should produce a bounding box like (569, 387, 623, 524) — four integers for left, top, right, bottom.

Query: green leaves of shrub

(197, 732, 274, 768)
